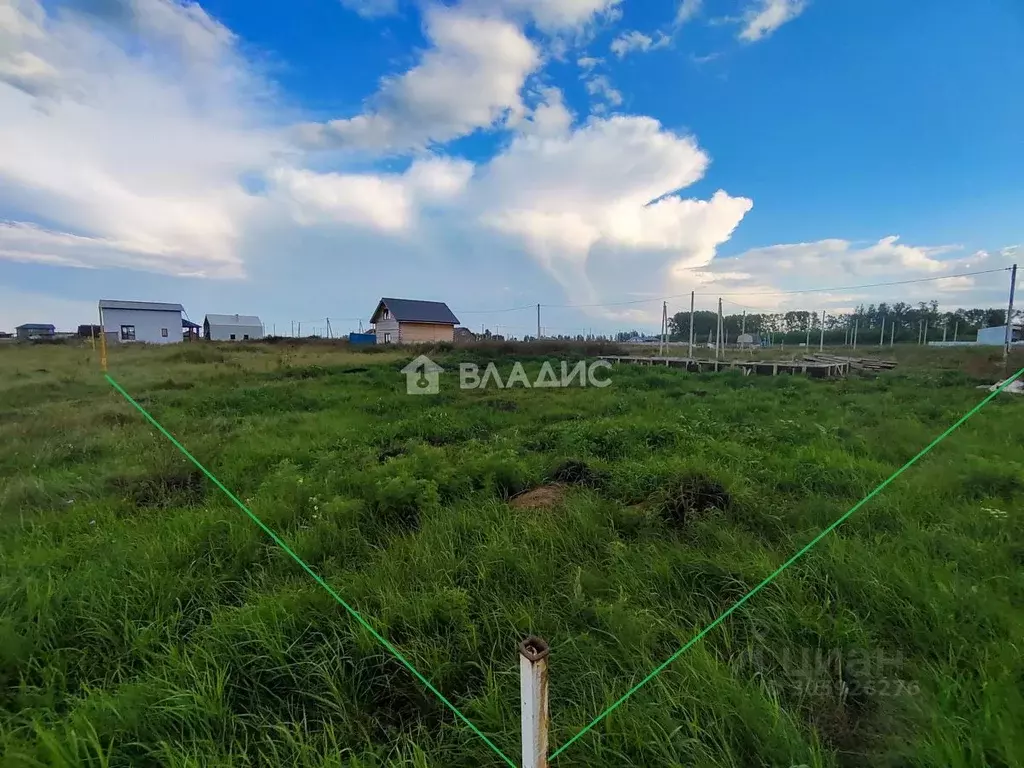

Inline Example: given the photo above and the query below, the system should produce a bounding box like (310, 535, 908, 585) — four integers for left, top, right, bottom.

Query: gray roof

(99, 300, 184, 312)
(373, 298, 459, 325)
(16, 323, 55, 330)
(205, 313, 262, 327)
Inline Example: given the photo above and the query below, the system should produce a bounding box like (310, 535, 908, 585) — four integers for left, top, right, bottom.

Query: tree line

(645, 301, 1019, 345)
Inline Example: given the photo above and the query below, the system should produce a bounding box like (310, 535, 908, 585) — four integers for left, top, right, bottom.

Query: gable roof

(372, 298, 459, 325)
(204, 314, 262, 327)
(99, 300, 184, 312)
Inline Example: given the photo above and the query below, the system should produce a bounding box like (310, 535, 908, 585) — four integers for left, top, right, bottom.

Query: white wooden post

(520, 636, 550, 768)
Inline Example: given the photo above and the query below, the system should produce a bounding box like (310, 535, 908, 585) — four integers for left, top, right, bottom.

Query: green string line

(105, 374, 518, 768)
(549, 366, 1024, 760)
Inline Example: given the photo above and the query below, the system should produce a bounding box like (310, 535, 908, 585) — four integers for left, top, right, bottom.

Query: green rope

(105, 374, 517, 768)
(549, 366, 1024, 760)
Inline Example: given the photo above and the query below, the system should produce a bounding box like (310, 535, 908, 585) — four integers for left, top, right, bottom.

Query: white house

(99, 300, 185, 344)
(203, 314, 264, 341)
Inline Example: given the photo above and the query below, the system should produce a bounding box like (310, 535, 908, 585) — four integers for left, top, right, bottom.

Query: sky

(1, 0, 1022, 337)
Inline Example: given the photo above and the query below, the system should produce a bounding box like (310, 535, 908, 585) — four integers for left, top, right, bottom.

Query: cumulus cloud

(295, 7, 540, 153)
(8, 0, 979, 336)
(484, 0, 622, 32)
(520, 86, 574, 137)
(739, 0, 808, 42)
(269, 157, 473, 231)
(584, 73, 622, 109)
(670, 236, 1013, 315)
(0, 0, 280, 278)
(474, 116, 753, 303)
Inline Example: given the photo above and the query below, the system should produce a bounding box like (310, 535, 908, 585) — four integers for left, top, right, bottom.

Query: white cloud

(7, 0, 997, 336)
(269, 156, 473, 231)
(484, 0, 622, 32)
(474, 116, 753, 303)
(584, 74, 622, 108)
(519, 86, 573, 137)
(338, 0, 399, 18)
(674, 236, 1010, 314)
(739, 0, 808, 42)
(0, 0, 280, 278)
(610, 30, 659, 57)
(675, 0, 702, 26)
(577, 55, 602, 69)
(296, 6, 540, 153)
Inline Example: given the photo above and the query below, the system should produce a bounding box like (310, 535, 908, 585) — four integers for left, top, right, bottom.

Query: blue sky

(1, 0, 1021, 336)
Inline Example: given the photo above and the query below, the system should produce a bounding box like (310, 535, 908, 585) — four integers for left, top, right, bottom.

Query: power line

(455, 303, 536, 314)
(544, 267, 1011, 309)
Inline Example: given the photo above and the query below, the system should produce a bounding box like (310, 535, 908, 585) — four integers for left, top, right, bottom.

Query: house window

(382, 308, 390, 320)
(230, 334, 236, 340)
(120, 325, 136, 341)
(243, 334, 250, 340)
(383, 332, 392, 343)
(161, 328, 168, 338)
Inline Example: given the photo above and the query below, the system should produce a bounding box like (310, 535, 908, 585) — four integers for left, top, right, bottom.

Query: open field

(2, 341, 1023, 767)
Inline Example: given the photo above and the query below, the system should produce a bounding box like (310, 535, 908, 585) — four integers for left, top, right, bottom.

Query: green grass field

(2, 341, 1022, 767)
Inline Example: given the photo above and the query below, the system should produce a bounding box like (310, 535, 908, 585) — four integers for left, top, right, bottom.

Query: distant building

(370, 298, 460, 344)
(454, 327, 477, 342)
(737, 333, 761, 348)
(204, 314, 263, 341)
(77, 324, 102, 338)
(16, 323, 55, 341)
(977, 323, 1023, 345)
(99, 300, 185, 344)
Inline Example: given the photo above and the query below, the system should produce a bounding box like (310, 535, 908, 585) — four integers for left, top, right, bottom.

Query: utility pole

(716, 298, 723, 359)
(1005, 263, 1018, 365)
(819, 310, 825, 352)
(326, 318, 332, 339)
(291, 320, 294, 337)
(890, 321, 895, 347)
(688, 291, 695, 359)
(536, 304, 541, 341)
(298, 321, 302, 337)
(953, 321, 958, 342)
(923, 321, 929, 345)
(879, 316, 885, 347)
(741, 310, 746, 335)
(852, 319, 858, 350)
(805, 321, 810, 348)
(942, 321, 947, 342)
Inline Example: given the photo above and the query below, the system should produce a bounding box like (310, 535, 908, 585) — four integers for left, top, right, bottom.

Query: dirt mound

(510, 484, 566, 510)
(658, 474, 731, 527)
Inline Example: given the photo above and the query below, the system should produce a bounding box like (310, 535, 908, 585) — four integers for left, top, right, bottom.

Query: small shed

(203, 314, 264, 341)
(16, 323, 56, 341)
(370, 298, 460, 344)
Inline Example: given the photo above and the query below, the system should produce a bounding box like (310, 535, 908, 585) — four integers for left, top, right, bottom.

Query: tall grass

(1, 343, 1022, 766)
